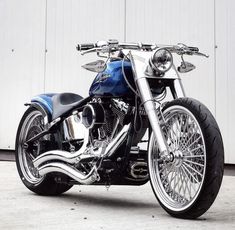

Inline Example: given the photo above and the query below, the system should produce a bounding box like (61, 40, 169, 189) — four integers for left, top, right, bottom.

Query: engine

(61, 98, 149, 185)
(61, 98, 130, 152)
(82, 98, 132, 145)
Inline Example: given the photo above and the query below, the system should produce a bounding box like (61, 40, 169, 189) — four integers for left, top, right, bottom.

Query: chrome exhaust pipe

(104, 124, 130, 157)
(33, 124, 130, 168)
(38, 162, 99, 185)
(33, 127, 90, 168)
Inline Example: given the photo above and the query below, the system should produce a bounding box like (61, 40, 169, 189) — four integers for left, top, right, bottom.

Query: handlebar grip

(188, 46, 199, 52)
(77, 43, 96, 51)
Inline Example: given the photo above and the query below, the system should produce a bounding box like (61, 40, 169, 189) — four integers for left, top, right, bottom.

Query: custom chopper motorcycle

(15, 40, 224, 219)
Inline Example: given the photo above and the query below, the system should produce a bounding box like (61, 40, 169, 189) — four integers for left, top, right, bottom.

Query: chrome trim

(33, 126, 89, 168)
(82, 60, 106, 73)
(109, 118, 120, 140)
(145, 65, 179, 80)
(173, 78, 186, 98)
(171, 65, 186, 98)
(129, 51, 168, 154)
(33, 123, 130, 168)
(82, 104, 96, 128)
(130, 146, 140, 155)
(82, 103, 105, 129)
(38, 162, 99, 185)
(105, 124, 130, 157)
(63, 113, 85, 141)
(130, 162, 148, 179)
(150, 48, 173, 73)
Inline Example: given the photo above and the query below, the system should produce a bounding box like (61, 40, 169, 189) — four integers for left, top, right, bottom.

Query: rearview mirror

(178, 61, 196, 73)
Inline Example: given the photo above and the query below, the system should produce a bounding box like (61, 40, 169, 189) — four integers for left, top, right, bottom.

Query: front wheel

(148, 97, 224, 219)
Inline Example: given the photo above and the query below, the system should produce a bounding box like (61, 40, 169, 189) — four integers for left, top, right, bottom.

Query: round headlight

(150, 48, 173, 73)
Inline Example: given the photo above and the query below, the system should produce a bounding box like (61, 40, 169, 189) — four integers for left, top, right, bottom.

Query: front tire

(15, 106, 73, 195)
(148, 97, 224, 219)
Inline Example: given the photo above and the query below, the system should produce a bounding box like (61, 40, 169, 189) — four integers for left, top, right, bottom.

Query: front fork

(129, 52, 186, 157)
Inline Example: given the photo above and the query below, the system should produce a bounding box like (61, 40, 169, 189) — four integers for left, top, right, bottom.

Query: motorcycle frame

(28, 50, 186, 160)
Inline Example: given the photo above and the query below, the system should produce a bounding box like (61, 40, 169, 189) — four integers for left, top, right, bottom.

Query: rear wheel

(15, 106, 73, 195)
(148, 98, 224, 219)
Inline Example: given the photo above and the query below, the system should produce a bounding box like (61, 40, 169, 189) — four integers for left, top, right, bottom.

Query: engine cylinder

(82, 103, 105, 129)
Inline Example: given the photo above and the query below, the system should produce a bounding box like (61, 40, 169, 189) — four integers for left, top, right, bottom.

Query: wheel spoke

(172, 168, 179, 198)
(182, 164, 200, 184)
(184, 135, 202, 151)
(178, 168, 184, 194)
(185, 176, 192, 199)
(183, 145, 204, 155)
(177, 167, 182, 193)
(161, 163, 174, 184)
(168, 134, 177, 150)
(182, 114, 189, 134)
(183, 161, 203, 178)
(184, 159, 204, 167)
(176, 115, 183, 146)
(169, 128, 177, 149)
(181, 132, 199, 151)
(168, 169, 176, 187)
(183, 154, 205, 159)
(28, 153, 36, 163)
(181, 166, 196, 197)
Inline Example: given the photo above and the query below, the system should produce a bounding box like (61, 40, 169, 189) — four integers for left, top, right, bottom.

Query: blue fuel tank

(89, 60, 134, 97)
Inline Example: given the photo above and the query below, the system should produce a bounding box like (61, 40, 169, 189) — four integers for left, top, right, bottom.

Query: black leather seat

(52, 93, 83, 120)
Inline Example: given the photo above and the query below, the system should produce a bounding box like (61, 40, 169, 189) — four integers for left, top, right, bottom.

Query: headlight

(149, 48, 173, 73)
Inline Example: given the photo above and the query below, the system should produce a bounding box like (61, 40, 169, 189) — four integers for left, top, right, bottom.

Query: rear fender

(29, 93, 56, 124)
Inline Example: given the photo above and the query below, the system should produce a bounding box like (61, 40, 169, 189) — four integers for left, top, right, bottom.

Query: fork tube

(135, 77, 168, 153)
(170, 66, 186, 99)
(129, 51, 169, 154)
(170, 79, 185, 99)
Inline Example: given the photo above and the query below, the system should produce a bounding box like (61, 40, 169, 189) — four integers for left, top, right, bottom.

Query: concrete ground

(0, 161, 235, 230)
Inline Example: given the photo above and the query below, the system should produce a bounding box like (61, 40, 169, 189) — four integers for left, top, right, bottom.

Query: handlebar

(118, 43, 153, 50)
(76, 41, 152, 52)
(76, 40, 208, 57)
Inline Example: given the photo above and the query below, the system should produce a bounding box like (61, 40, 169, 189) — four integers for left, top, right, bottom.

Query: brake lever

(81, 47, 106, 55)
(195, 52, 209, 58)
(175, 47, 209, 58)
(81, 47, 100, 55)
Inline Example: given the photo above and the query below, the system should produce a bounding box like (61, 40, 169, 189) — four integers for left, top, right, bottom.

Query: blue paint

(31, 61, 134, 118)
(31, 93, 56, 115)
(89, 60, 133, 97)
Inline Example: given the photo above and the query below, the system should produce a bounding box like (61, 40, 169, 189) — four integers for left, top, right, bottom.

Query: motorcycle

(15, 39, 224, 219)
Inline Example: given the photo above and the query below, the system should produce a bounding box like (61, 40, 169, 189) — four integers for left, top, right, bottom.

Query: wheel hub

(172, 150, 184, 167)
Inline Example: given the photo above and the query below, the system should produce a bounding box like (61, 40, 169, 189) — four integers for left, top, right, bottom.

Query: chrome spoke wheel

(18, 110, 45, 185)
(16, 107, 74, 195)
(149, 105, 206, 212)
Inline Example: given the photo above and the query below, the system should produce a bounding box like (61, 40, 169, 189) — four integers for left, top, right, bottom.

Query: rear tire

(148, 97, 224, 219)
(15, 106, 72, 195)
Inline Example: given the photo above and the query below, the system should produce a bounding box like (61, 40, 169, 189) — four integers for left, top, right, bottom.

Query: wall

(0, 0, 234, 163)
(0, 0, 46, 149)
(215, 0, 235, 163)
